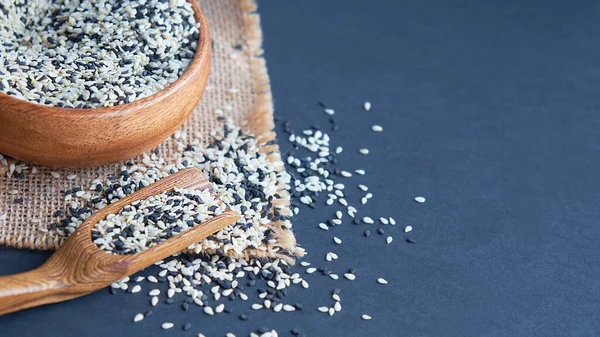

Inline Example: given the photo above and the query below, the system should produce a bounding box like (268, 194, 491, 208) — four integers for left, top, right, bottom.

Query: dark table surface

(2, 0, 600, 336)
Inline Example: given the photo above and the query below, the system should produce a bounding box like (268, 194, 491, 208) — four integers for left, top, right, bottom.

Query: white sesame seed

(131, 285, 141, 293)
(404, 225, 413, 233)
(334, 301, 342, 312)
(325, 108, 335, 115)
(362, 314, 372, 320)
(328, 307, 335, 316)
(50, 172, 60, 179)
(362, 217, 374, 224)
(414, 196, 426, 203)
(215, 303, 225, 313)
(161, 322, 174, 330)
(358, 148, 369, 154)
(66, 174, 77, 180)
(306, 268, 317, 274)
(364, 101, 371, 111)
(344, 273, 356, 280)
(377, 278, 388, 284)
(340, 171, 352, 177)
(329, 274, 339, 280)
(251, 304, 263, 310)
(379, 217, 389, 225)
(318, 306, 329, 313)
(333, 237, 342, 244)
(386, 236, 393, 244)
(359, 184, 368, 191)
(133, 313, 144, 322)
(147, 276, 158, 283)
(389, 217, 396, 225)
(355, 169, 366, 175)
(148, 289, 160, 296)
(332, 294, 341, 301)
(319, 223, 329, 230)
(283, 304, 295, 312)
(300, 261, 311, 267)
(371, 125, 383, 132)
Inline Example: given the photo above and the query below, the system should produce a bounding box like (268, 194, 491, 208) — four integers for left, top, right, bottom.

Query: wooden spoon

(0, 168, 239, 315)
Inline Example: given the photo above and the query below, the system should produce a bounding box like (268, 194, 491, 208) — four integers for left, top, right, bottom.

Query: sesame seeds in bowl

(0, 0, 211, 168)
(0, 0, 200, 108)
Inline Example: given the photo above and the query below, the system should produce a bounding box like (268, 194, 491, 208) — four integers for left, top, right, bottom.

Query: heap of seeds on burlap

(0, 0, 199, 108)
(0, 101, 420, 336)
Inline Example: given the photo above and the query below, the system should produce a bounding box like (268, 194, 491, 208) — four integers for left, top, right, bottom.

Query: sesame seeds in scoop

(93, 188, 225, 255)
(0, 0, 199, 108)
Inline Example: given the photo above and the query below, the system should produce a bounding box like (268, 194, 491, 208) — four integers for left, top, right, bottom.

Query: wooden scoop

(0, 168, 239, 315)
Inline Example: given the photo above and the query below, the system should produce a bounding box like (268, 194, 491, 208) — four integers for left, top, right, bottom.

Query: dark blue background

(1, 0, 599, 336)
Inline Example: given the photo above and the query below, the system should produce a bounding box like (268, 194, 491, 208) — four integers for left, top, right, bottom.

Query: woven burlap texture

(0, 0, 302, 262)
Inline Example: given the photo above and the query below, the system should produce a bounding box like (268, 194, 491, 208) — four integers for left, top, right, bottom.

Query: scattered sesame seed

(386, 236, 393, 244)
(404, 225, 413, 233)
(414, 196, 426, 203)
(161, 322, 174, 330)
(318, 223, 329, 231)
(364, 102, 371, 111)
(371, 125, 383, 132)
(325, 109, 335, 115)
(359, 184, 369, 191)
(377, 278, 388, 285)
(333, 237, 342, 244)
(133, 313, 144, 322)
(362, 217, 374, 224)
(318, 306, 329, 313)
(362, 314, 372, 320)
(344, 273, 356, 280)
(355, 169, 366, 175)
(358, 148, 369, 155)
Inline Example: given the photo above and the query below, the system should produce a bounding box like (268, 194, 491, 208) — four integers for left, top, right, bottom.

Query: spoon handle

(0, 263, 84, 315)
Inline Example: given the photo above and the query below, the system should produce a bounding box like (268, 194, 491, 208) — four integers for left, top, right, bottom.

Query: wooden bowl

(0, 1, 211, 168)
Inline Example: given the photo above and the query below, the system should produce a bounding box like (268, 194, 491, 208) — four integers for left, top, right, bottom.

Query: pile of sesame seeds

(93, 188, 224, 254)
(0, 0, 199, 108)
(0, 100, 425, 336)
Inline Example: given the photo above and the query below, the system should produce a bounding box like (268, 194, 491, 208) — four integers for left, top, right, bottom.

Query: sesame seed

(50, 172, 60, 179)
(404, 225, 413, 233)
(318, 223, 329, 231)
(340, 171, 352, 177)
(318, 306, 329, 313)
(148, 289, 160, 296)
(371, 125, 383, 132)
(355, 169, 366, 175)
(252, 304, 263, 310)
(358, 148, 369, 154)
(386, 236, 393, 244)
(133, 313, 144, 322)
(377, 278, 388, 285)
(414, 196, 426, 203)
(359, 184, 369, 191)
(362, 314, 372, 320)
(389, 217, 396, 225)
(130, 285, 141, 293)
(379, 217, 389, 225)
(306, 268, 317, 274)
(161, 323, 174, 330)
(364, 102, 371, 111)
(333, 237, 342, 244)
(362, 217, 374, 224)
(325, 109, 335, 115)
(344, 273, 356, 280)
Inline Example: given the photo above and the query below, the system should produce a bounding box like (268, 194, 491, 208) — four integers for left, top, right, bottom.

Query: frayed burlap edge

(0, 0, 304, 263)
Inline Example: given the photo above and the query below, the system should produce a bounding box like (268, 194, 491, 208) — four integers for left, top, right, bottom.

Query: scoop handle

(0, 261, 95, 315)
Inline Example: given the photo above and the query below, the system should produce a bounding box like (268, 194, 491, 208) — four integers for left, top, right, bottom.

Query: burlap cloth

(0, 0, 302, 261)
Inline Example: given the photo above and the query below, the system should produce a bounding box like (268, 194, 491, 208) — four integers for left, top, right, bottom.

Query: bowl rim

(0, 0, 210, 118)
